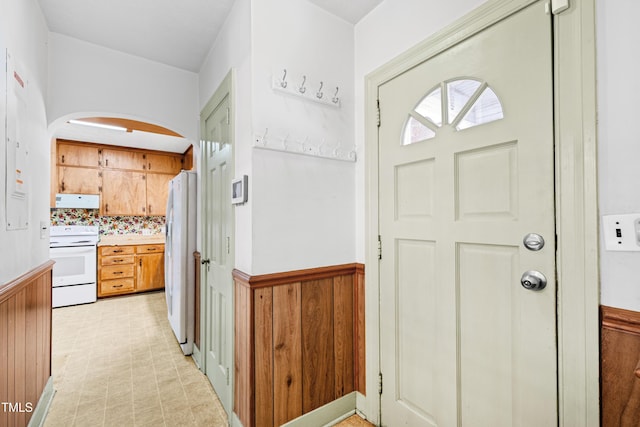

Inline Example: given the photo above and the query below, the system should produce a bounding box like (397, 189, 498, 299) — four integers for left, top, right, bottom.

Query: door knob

(521, 270, 547, 291)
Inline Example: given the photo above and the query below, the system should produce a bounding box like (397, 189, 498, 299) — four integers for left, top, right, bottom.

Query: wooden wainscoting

(0, 261, 54, 427)
(601, 305, 640, 426)
(234, 263, 365, 427)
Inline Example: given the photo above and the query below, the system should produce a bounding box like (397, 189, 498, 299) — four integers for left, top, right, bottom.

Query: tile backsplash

(51, 209, 165, 236)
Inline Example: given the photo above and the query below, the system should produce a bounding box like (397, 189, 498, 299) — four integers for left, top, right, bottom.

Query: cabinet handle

(147, 248, 154, 251)
(61, 155, 65, 164)
(112, 249, 123, 253)
(148, 205, 152, 214)
(61, 181, 65, 192)
(113, 271, 124, 275)
(113, 284, 123, 288)
(105, 159, 109, 167)
(148, 163, 152, 170)
(105, 203, 109, 213)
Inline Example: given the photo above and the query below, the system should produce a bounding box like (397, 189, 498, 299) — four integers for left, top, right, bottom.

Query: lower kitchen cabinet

(136, 246, 165, 292)
(98, 244, 165, 297)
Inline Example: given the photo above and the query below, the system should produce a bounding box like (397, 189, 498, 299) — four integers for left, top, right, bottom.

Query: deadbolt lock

(523, 233, 545, 251)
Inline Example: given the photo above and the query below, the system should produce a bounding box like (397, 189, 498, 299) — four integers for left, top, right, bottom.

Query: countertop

(98, 234, 165, 246)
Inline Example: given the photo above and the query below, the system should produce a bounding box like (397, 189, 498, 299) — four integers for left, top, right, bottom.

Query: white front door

(202, 90, 233, 416)
(378, 3, 556, 426)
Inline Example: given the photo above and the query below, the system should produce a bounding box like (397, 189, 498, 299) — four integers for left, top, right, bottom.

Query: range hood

(55, 194, 100, 209)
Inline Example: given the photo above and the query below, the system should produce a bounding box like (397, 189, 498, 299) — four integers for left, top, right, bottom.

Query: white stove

(49, 225, 99, 308)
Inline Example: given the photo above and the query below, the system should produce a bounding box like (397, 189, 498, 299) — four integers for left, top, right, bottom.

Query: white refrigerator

(165, 170, 197, 355)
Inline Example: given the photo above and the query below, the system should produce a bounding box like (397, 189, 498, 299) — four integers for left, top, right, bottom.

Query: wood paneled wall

(601, 305, 640, 426)
(0, 261, 53, 427)
(234, 264, 365, 427)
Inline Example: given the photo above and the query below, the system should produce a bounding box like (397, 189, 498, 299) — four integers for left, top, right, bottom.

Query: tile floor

(43, 291, 227, 427)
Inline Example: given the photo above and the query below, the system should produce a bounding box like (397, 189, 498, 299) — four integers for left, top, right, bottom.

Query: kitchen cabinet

(146, 153, 183, 174)
(146, 173, 174, 216)
(102, 148, 146, 171)
(57, 166, 101, 195)
(98, 244, 165, 297)
(53, 140, 184, 216)
(102, 170, 147, 215)
(98, 246, 136, 296)
(136, 245, 165, 292)
(57, 141, 100, 167)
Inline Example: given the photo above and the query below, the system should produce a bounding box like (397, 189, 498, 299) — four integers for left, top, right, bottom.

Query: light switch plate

(40, 221, 48, 239)
(602, 214, 640, 251)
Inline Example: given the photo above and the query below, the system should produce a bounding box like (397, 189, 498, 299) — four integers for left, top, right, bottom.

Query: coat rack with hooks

(272, 69, 341, 108)
(253, 128, 356, 162)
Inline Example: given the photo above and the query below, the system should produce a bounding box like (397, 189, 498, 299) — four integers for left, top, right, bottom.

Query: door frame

(363, 1, 598, 426)
(196, 69, 236, 408)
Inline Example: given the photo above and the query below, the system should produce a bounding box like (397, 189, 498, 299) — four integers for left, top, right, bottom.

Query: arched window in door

(402, 78, 504, 146)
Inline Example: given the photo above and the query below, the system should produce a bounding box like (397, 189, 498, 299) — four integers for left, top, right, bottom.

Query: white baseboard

(282, 392, 357, 427)
(191, 344, 203, 370)
(231, 392, 358, 427)
(27, 377, 54, 427)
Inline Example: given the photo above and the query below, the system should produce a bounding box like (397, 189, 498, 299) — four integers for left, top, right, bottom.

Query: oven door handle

(50, 246, 96, 255)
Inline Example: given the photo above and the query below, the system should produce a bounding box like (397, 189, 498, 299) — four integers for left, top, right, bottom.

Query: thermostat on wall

(232, 175, 248, 205)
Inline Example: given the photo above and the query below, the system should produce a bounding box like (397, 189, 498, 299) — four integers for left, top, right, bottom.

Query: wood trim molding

(0, 260, 55, 304)
(73, 117, 182, 137)
(233, 263, 364, 289)
(602, 305, 640, 336)
(194, 251, 201, 349)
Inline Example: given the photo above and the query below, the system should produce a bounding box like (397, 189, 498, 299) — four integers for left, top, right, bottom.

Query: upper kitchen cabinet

(57, 166, 101, 195)
(52, 139, 186, 216)
(55, 140, 101, 197)
(102, 148, 146, 171)
(146, 173, 174, 216)
(57, 140, 101, 167)
(102, 170, 147, 216)
(146, 153, 183, 174)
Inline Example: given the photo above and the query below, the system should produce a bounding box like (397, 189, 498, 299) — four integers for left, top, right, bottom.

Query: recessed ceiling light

(68, 119, 127, 132)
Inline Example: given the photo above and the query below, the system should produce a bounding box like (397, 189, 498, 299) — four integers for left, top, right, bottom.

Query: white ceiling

(38, 0, 382, 152)
(38, 0, 236, 73)
(309, 0, 383, 24)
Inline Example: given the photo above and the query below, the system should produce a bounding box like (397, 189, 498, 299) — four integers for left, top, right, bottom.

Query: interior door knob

(521, 270, 547, 291)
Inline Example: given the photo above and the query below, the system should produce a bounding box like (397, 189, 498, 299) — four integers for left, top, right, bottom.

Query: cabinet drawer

(101, 255, 134, 266)
(100, 246, 135, 256)
(137, 244, 164, 254)
(100, 264, 134, 280)
(100, 278, 135, 295)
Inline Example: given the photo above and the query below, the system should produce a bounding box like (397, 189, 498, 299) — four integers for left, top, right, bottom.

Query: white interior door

(202, 93, 233, 416)
(378, 3, 556, 426)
